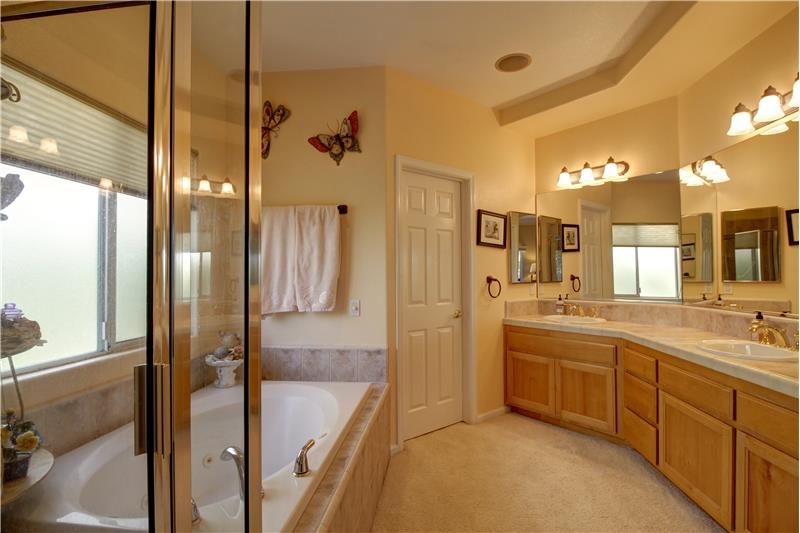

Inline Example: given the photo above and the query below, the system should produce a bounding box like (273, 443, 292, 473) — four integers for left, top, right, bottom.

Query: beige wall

(385, 68, 535, 431)
(678, 10, 799, 165)
(610, 175, 681, 224)
(534, 98, 680, 193)
(260, 67, 388, 347)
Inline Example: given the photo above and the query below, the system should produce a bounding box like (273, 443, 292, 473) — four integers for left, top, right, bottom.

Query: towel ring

(486, 276, 502, 299)
(570, 274, 581, 293)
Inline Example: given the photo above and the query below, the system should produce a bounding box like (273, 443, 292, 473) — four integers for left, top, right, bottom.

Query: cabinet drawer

(624, 372, 657, 425)
(737, 392, 798, 458)
(659, 363, 733, 422)
(623, 408, 657, 465)
(623, 348, 657, 383)
(506, 332, 616, 366)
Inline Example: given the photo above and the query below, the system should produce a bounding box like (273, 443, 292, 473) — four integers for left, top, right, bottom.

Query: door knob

(452, 310, 463, 318)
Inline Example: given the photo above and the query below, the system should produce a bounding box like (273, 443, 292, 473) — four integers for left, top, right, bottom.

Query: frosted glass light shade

(221, 178, 235, 195)
(198, 175, 212, 193)
(556, 167, 573, 189)
(180, 176, 192, 192)
(710, 166, 730, 183)
(753, 86, 785, 123)
(39, 137, 59, 154)
(8, 125, 29, 143)
(727, 104, 754, 136)
(700, 157, 720, 178)
(579, 162, 596, 186)
(602, 157, 619, 180)
(762, 122, 788, 135)
(788, 75, 799, 108)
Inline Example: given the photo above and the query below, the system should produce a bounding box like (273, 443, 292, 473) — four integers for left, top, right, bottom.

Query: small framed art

(562, 224, 580, 252)
(476, 209, 507, 248)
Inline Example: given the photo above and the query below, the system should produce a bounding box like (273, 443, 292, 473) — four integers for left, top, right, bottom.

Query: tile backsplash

(262, 346, 388, 382)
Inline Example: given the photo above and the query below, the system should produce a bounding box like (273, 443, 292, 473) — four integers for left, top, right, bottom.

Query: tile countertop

(503, 315, 799, 399)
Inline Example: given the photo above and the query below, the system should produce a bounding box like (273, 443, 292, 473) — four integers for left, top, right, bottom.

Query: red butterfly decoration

(262, 100, 290, 159)
(308, 111, 361, 166)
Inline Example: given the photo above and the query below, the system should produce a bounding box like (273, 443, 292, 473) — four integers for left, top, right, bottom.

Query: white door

(399, 168, 463, 439)
(581, 203, 612, 299)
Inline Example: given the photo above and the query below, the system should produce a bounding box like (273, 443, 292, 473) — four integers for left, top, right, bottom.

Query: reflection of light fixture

(753, 86, 784, 123)
(556, 167, 573, 189)
(685, 156, 731, 186)
(726, 103, 754, 136)
(39, 137, 59, 154)
(762, 122, 789, 135)
(602, 156, 628, 182)
(220, 177, 235, 195)
(198, 175, 211, 193)
(99, 178, 113, 189)
(8, 125, 28, 143)
(680, 166, 707, 187)
(788, 73, 800, 109)
(181, 176, 192, 192)
(579, 162, 597, 187)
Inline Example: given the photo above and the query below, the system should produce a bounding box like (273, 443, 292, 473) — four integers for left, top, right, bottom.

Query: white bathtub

(14, 381, 371, 532)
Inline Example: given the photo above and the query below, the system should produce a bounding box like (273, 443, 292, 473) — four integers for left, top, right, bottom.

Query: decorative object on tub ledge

(261, 100, 291, 159)
(308, 110, 361, 166)
(569, 274, 582, 293)
(0, 173, 24, 221)
(476, 209, 507, 248)
(2, 408, 43, 484)
(786, 208, 798, 246)
(555, 157, 630, 189)
(562, 224, 580, 252)
(1, 304, 47, 422)
(486, 276, 502, 299)
(205, 331, 244, 388)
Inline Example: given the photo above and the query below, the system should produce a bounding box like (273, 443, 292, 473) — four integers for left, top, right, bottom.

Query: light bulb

(788, 74, 799, 108)
(556, 167, 573, 189)
(762, 122, 788, 135)
(198, 175, 212, 193)
(710, 166, 730, 183)
(726, 103, 754, 136)
(602, 157, 619, 180)
(221, 178, 235, 195)
(579, 162, 596, 186)
(753, 86, 785, 123)
(8, 125, 29, 143)
(180, 176, 192, 192)
(700, 157, 719, 178)
(39, 137, 59, 155)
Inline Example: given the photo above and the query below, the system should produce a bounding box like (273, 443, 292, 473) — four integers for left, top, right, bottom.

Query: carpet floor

(372, 413, 724, 532)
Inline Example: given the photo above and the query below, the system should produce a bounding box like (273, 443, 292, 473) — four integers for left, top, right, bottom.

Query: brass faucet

(749, 318, 791, 348)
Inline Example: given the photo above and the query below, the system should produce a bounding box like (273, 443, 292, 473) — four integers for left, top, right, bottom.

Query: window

(0, 163, 147, 374)
(612, 224, 681, 300)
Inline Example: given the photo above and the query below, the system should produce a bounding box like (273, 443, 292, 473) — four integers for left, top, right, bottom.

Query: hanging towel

(294, 206, 341, 312)
(262, 206, 298, 314)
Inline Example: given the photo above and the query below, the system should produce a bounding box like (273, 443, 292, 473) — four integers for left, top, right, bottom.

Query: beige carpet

(372, 413, 724, 532)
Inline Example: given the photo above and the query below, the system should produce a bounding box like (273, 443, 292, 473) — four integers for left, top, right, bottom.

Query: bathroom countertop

(503, 315, 799, 399)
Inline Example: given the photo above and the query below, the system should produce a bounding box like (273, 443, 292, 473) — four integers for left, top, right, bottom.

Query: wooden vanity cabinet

(506, 350, 556, 416)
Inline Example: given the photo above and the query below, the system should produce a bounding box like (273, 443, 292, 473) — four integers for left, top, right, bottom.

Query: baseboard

(473, 405, 510, 423)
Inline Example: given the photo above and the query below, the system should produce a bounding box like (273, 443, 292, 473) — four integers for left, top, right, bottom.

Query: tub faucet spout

(221, 446, 245, 501)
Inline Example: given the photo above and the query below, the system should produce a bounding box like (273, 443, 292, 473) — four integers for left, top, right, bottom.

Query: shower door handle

(133, 364, 147, 456)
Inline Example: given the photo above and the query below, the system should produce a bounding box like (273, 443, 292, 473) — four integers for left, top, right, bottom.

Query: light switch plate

(349, 299, 361, 317)
(722, 282, 733, 295)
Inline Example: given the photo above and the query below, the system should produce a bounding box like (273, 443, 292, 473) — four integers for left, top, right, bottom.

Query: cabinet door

(555, 360, 616, 434)
(659, 392, 733, 530)
(736, 432, 798, 533)
(506, 350, 556, 416)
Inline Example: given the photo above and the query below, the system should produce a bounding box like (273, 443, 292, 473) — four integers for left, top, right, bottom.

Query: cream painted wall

(385, 68, 535, 429)
(678, 10, 799, 166)
(610, 175, 681, 224)
(534, 97, 680, 194)
(260, 67, 388, 347)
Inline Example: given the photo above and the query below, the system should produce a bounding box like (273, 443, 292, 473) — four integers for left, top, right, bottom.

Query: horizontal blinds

(0, 63, 147, 193)
(612, 224, 679, 247)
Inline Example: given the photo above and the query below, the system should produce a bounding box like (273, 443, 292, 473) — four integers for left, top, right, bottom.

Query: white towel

(294, 206, 341, 312)
(262, 206, 298, 314)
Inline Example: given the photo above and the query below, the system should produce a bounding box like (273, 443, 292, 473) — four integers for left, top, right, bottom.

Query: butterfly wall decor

(261, 100, 291, 159)
(308, 110, 361, 166)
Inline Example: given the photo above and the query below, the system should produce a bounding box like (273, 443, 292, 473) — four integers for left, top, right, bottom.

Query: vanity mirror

(536, 171, 681, 300)
(537, 215, 562, 283)
(679, 121, 797, 313)
(680, 213, 713, 283)
(508, 211, 537, 284)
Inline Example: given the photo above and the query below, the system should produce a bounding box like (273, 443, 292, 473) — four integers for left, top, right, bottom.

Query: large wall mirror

(508, 211, 537, 284)
(537, 215, 562, 284)
(680, 122, 798, 314)
(536, 171, 681, 300)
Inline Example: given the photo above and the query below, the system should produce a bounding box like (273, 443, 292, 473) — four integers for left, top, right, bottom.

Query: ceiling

(262, 1, 664, 108)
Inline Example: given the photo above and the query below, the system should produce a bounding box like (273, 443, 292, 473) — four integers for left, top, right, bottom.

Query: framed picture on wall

(681, 243, 696, 260)
(476, 209, 507, 248)
(787, 208, 798, 246)
(562, 224, 580, 252)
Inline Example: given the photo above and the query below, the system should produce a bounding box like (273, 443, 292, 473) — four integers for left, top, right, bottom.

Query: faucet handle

(293, 439, 315, 478)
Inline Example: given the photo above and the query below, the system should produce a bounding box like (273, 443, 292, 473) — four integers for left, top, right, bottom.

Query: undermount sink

(541, 314, 607, 325)
(698, 340, 797, 362)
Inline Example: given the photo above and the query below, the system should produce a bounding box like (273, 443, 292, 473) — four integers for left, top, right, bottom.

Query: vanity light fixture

(687, 156, 731, 186)
(753, 86, 785, 123)
(726, 103, 755, 136)
(726, 76, 799, 136)
(220, 177, 235, 195)
(556, 167, 573, 189)
(679, 167, 707, 187)
(39, 137, 58, 155)
(579, 162, 597, 187)
(788, 74, 800, 109)
(762, 122, 789, 136)
(198, 175, 212, 193)
(555, 157, 630, 189)
(8, 125, 28, 143)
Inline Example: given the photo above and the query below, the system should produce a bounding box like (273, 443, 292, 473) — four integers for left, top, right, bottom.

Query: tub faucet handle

(293, 439, 315, 477)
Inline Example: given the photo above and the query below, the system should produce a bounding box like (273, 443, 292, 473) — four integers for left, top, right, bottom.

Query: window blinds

(612, 224, 680, 247)
(0, 63, 147, 194)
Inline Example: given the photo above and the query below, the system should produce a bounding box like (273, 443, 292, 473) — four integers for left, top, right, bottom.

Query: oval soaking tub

(14, 381, 371, 532)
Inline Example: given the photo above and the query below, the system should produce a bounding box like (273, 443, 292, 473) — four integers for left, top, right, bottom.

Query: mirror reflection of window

(611, 224, 681, 300)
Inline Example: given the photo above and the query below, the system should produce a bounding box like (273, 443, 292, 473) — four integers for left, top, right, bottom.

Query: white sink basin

(541, 314, 607, 325)
(698, 340, 797, 362)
